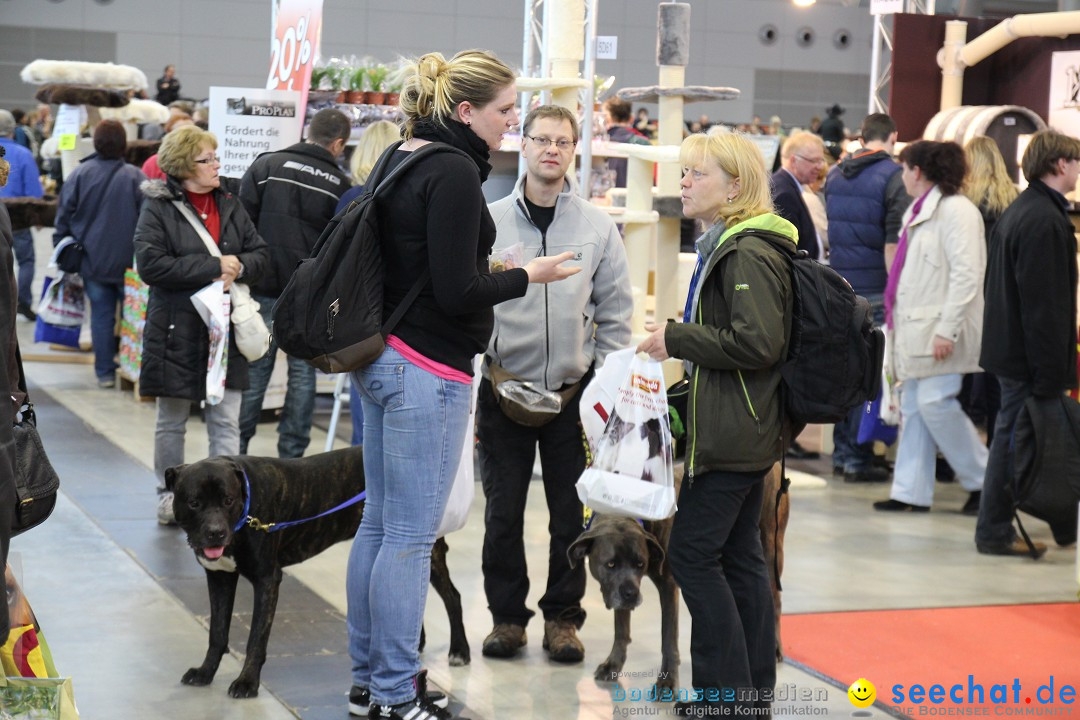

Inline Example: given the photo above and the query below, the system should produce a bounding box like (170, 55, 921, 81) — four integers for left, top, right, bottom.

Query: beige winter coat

(891, 186, 985, 380)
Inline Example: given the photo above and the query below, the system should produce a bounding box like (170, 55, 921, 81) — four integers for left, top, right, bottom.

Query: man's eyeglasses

(794, 154, 825, 166)
(195, 155, 220, 165)
(526, 136, 576, 151)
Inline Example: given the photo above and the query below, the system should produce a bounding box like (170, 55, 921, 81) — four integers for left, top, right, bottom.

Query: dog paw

(448, 648, 471, 667)
(228, 677, 260, 699)
(593, 661, 623, 683)
(181, 667, 215, 686)
(654, 674, 678, 692)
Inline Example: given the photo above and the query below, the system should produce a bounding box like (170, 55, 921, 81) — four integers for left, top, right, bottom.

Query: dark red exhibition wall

(891, 13, 1080, 140)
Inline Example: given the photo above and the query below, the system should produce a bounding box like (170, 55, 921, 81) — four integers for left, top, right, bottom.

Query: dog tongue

(203, 546, 225, 560)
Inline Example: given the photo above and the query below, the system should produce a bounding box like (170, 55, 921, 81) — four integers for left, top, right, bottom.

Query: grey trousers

(154, 390, 242, 491)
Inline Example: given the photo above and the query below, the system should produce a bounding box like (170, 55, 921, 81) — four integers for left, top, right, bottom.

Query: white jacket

(891, 186, 985, 380)
(485, 174, 633, 390)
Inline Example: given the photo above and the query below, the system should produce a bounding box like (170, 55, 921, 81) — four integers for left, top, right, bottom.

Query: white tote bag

(436, 356, 480, 537)
(576, 352, 677, 521)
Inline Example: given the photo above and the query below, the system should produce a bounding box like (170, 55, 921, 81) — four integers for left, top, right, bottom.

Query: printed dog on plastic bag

(577, 353, 677, 521)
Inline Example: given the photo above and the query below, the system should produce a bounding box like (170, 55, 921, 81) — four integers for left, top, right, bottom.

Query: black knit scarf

(411, 116, 493, 183)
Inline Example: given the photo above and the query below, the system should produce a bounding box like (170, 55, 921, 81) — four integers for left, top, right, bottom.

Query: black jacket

(133, 178, 269, 401)
(771, 168, 819, 260)
(981, 180, 1078, 396)
(239, 142, 350, 297)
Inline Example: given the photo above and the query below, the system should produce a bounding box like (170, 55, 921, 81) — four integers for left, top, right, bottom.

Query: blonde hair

(350, 120, 401, 184)
(963, 136, 1018, 217)
(680, 131, 774, 227)
(157, 125, 217, 179)
(780, 130, 825, 161)
(398, 49, 516, 139)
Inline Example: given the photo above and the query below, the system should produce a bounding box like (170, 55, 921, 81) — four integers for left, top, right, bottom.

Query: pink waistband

(385, 335, 471, 385)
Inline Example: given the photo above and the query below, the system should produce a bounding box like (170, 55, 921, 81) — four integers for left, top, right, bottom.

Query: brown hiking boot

(481, 623, 526, 658)
(542, 619, 584, 663)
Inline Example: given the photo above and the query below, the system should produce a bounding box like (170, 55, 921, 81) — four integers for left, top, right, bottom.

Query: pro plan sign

(209, 86, 303, 178)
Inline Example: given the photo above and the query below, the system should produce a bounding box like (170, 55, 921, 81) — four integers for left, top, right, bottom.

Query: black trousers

(668, 468, 776, 706)
(477, 378, 587, 628)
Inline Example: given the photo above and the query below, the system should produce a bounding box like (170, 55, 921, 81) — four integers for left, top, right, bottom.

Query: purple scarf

(884, 188, 933, 329)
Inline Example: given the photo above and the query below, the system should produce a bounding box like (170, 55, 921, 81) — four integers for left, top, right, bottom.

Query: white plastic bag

(36, 272, 85, 327)
(579, 347, 637, 454)
(437, 356, 480, 537)
(191, 281, 230, 406)
(576, 352, 677, 521)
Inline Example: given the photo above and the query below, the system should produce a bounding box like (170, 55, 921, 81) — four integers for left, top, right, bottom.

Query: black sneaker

(16, 302, 36, 322)
(368, 696, 456, 720)
(352, 670, 448, 717)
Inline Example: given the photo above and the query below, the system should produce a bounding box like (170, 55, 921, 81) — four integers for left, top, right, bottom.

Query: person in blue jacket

(53, 121, 147, 387)
(0, 110, 44, 320)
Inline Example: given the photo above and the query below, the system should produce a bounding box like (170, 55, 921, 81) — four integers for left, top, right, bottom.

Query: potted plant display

(366, 63, 389, 106)
(347, 66, 367, 104)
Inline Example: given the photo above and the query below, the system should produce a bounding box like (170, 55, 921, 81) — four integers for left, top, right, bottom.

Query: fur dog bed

(21, 59, 147, 90)
(2, 198, 59, 232)
(35, 84, 130, 108)
(100, 99, 170, 124)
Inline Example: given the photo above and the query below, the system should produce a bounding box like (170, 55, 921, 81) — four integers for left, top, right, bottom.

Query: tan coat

(891, 186, 985, 380)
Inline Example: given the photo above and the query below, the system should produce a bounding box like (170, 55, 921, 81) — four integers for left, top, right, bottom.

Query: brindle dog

(165, 447, 469, 699)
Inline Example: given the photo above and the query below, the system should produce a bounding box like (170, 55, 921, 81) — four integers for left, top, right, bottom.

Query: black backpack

(272, 141, 471, 373)
(741, 231, 885, 426)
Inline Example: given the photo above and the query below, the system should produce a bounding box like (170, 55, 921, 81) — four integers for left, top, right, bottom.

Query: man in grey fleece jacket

(478, 106, 632, 664)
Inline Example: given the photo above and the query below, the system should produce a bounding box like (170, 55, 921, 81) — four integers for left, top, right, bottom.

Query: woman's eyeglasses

(525, 136, 576, 151)
(195, 155, 220, 165)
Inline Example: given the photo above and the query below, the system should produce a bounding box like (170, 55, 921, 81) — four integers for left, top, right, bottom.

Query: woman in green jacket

(638, 130, 797, 715)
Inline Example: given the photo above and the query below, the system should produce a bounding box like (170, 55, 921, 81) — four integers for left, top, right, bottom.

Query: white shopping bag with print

(191, 281, 230, 406)
(437, 355, 480, 537)
(576, 352, 677, 520)
(579, 347, 637, 455)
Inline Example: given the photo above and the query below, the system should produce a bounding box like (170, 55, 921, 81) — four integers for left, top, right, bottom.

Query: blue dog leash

(233, 469, 367, 533)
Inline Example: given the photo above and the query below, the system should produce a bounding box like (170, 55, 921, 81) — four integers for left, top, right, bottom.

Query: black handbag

(54, 240, 84, 274)
(11, 345, 60, 536)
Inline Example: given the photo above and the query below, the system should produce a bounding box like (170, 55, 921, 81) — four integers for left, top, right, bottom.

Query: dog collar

(234, 469, 367, 533)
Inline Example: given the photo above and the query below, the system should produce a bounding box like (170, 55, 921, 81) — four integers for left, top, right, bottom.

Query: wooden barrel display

(923, 105, 1046, 182)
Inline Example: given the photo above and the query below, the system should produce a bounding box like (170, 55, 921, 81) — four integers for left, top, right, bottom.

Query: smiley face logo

(848, 678, 876, 708)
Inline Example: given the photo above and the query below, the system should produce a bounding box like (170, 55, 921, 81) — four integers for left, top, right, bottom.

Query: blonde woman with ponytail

(345, 49, 578, 720)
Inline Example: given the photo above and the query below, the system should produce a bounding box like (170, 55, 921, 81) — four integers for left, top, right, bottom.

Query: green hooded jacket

(665, 213, 798, 477)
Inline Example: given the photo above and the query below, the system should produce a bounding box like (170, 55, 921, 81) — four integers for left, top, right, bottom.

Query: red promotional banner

(266, 0, 323, 116)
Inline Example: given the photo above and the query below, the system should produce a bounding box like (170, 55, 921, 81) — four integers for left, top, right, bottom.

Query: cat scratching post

(546, 0, 586, 110)
(616, 3, 739, 332)
(654, 2, 690, 326)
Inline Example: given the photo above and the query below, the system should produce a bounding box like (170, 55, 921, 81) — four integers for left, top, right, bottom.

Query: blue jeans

(12, 229, 34, 308)
(237, 294, 316, 458)
(890, 374, 987, 506)
(346, 347, 470, 705)
(975, 376, 1032, 548)
(349, 378, 364, 446)
(83, 279, 122, 380)
(833, 291, 885, 471)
